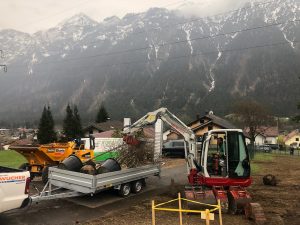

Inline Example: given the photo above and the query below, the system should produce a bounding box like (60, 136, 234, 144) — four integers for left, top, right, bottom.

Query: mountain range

(0, 0, 299, 125)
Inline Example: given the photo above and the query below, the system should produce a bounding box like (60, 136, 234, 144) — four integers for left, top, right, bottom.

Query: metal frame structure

(31, 165, 160, 202)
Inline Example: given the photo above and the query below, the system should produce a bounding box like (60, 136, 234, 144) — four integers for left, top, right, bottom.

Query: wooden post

(152, 200, 156, 225)
(178, 193, 183, 225)
(218, 199, 223, 225)
(205, 209, 210, 225)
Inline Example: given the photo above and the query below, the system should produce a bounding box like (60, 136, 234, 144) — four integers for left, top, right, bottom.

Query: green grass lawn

(251, 153, 274, 174)
(0, 150, 27, 168)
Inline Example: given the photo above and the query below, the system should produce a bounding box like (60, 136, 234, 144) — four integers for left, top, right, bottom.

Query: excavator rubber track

(244, 202, 266, 225)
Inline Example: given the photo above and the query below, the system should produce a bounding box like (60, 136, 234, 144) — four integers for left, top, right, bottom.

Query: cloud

(0, 0, 177, 33)
(0, 0, 266, 33)
(175, 0, 262, 18)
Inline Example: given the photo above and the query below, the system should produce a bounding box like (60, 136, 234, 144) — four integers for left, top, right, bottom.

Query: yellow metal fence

(151, 193, 223, 225)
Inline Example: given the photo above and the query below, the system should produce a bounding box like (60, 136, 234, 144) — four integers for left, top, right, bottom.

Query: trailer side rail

(48, 165, 160, 194)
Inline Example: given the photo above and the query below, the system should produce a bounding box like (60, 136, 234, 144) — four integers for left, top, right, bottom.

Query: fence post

(205, 209, 210, 225)
(152, 200, 156, 225)
(178, 193, 183, 225)
(218, 199, 223, 225)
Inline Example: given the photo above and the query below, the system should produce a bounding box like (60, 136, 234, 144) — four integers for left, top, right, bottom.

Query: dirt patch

(161, 157, 186, 168)
(81, 155, 300, 225)
(248, 155, 300, 225)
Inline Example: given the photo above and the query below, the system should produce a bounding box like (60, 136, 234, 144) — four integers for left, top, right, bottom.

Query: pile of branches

(117, 140, 154, 168)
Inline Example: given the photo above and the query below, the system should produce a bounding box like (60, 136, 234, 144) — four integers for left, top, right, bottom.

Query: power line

(12, 18, 300, 68)
(10, 40, 298, 73)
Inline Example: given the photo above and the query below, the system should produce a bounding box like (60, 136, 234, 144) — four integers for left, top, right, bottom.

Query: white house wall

(255, 135, 266, 145)
(266, 137, 277, 144)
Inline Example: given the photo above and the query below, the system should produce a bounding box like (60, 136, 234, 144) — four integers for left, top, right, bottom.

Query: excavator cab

(194, 129, 251, 187)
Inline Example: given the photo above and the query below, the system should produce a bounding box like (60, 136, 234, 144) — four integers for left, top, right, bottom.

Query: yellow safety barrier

(151, 193, 223, 225)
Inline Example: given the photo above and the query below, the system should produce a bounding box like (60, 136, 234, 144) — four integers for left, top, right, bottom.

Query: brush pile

(117, 140, 154, 168)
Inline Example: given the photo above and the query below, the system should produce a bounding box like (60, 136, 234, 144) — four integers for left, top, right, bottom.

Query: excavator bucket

(123, 135, 140, 146)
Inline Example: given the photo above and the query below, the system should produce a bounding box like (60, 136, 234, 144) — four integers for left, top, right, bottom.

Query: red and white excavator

(123, 107, 265, 224)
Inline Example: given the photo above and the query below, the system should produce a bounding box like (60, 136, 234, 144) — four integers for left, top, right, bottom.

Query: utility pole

(0, 65, 7, 72)
(0, 50, 7, 72)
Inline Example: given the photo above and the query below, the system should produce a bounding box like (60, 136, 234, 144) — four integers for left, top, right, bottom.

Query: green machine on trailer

(82, 137, 123, 161)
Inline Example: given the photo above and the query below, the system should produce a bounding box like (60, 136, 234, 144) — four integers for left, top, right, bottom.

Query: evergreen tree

(73, 105, 83, 138)
(63, 104, 75, 140)
(47, 106, 57, 142)
(63, 104, 84, 141)
(95, 104, 109, 123)
(37, 106, 56, 144)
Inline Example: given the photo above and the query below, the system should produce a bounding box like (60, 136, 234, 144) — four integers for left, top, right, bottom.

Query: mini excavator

(123, 108, 265, 224)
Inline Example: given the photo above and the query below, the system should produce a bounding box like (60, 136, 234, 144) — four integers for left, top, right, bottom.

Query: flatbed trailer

(31, 164, 160, 202)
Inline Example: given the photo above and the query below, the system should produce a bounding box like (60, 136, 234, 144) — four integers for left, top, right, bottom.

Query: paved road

(0, 164, 186, 225)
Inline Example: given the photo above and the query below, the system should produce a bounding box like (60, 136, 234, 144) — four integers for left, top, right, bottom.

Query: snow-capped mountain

(0, 0, 299, 124)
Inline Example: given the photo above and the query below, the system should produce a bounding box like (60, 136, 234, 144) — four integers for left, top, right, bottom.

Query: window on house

(208, 125, 213, 131)
(296, 138, 299, 142)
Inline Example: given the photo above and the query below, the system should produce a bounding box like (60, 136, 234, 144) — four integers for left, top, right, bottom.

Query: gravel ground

(82, 154, 300, 225)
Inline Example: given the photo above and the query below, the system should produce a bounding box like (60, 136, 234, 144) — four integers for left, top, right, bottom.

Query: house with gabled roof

(284, 129, 300, 147)
(188, 111, 237, 138)
(83, 121, 123, 136)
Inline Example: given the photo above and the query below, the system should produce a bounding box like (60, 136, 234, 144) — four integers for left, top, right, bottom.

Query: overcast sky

(0, 0, 260, 34)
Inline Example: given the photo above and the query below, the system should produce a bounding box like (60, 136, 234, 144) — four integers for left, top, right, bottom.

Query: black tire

(132, 180, 143, 194)
(118, 183, 131, 197)
(42, 166, 49, 184)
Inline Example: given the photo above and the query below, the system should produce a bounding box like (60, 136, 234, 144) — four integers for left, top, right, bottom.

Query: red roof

(259, 126, 279, 137)
(11, 138, 34, 146)
(93, 130, 115, 138)
(244, 126, 278, 138)
(284, 129, 299, 142)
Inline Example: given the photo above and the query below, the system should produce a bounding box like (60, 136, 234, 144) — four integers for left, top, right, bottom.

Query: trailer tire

(132, 180, 143, 193)
(42, 166, 49, 184)
(118, 183, 131, 197)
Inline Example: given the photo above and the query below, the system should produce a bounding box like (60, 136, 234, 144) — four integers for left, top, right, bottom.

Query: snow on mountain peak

(103, 16, 121, 25)
(58, 13, 98, 28)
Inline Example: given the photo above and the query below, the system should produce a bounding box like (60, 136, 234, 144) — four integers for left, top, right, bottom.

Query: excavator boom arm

(123, 108, 197, 171)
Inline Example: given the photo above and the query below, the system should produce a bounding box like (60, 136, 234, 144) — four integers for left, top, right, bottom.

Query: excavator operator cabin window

(227, 132, 250, 178)
(207, 133, 227, 177)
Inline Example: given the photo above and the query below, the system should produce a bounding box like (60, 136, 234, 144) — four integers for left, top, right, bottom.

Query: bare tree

(294, 103, 300, 123)
(233, 100, 272, 145)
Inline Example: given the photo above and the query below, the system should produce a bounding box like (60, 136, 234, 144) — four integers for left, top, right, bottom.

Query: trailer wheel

(42, 166, 49, 184)
(118, 183, 131, 197)
(132, 180, 143, 193)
